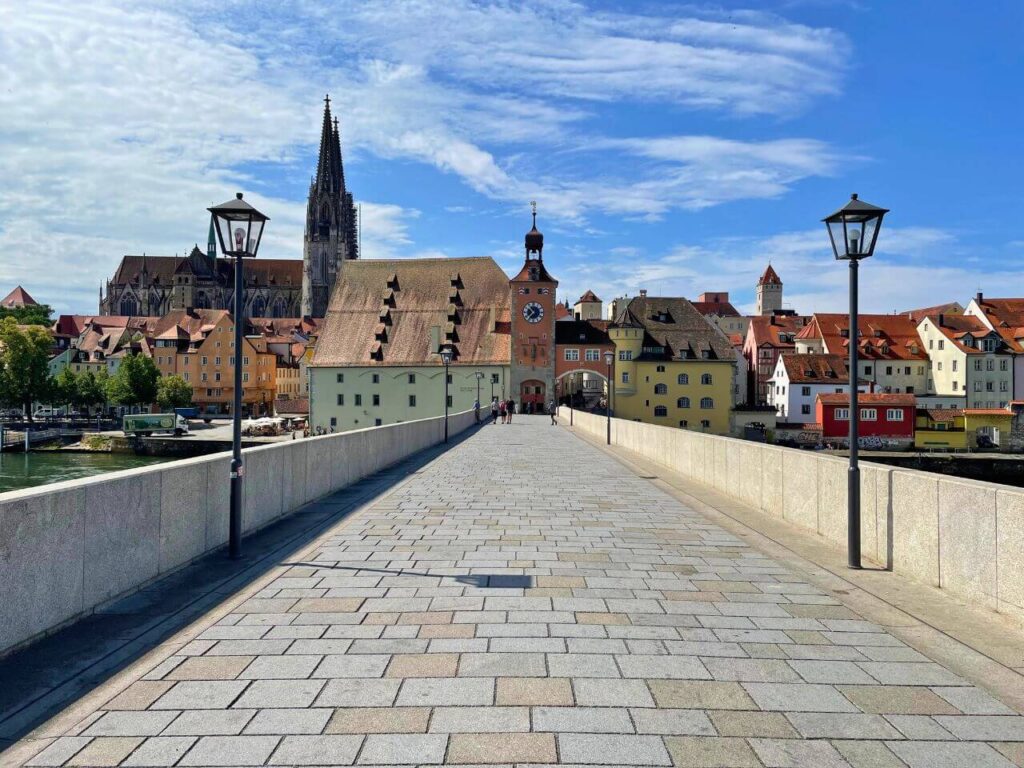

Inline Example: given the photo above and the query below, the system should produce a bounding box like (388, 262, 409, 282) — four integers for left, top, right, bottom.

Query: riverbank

(0, 451, 170, 494)
(824, 449, 1024, 488)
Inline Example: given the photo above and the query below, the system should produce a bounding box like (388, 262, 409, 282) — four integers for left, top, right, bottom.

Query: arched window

(120, 295, 138, 316)
(271, 296, 287, 318)
(678, 373, 689, 385)
(700, 397, 714, 409)
(251, 295, 266, 318)
(701, 373, 713, 385)
(677, 397, 690, 408)
(654, 405, 668, 417)
(654, 383, 668, 395)
(320, 250, 329, 283)
(700, 419, 711, 429)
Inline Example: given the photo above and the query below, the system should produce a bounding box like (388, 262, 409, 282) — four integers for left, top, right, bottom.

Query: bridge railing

(562, 407, 1024, 625)
(0, 409, 478, 656)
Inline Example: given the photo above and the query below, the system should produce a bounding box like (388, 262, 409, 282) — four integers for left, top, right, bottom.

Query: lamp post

(823, 193, 888, 570)
(475, 371, 483, 423)
(440, 345, 453, 443)
(208, 193, 269, 560)
(604, 350, 614, 445)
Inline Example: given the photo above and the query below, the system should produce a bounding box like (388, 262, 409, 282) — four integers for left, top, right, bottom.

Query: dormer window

(840, 328, 849, 338)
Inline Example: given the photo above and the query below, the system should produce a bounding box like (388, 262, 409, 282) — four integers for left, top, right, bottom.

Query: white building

(767, 353, 869, 422)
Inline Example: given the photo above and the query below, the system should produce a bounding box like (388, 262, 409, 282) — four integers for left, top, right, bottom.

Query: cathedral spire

(315, 94, 336, 192)
(332, 116, 345, 192)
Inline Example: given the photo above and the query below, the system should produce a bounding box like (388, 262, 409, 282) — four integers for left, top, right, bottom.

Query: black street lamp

(474, 371, 483, 422)
(604, 350, 614, 445)
(440, 345, 453, 443)
(823, 193, 888, 570)
(208, 192, 269, 560)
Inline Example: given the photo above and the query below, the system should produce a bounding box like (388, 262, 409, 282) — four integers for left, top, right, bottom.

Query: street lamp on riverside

(604, 350, 614, 445)
(474, 371, 484, 422)
(208, 192, 269, 560)
(440, 345, 453, 443)
(823, 193, 888, 570)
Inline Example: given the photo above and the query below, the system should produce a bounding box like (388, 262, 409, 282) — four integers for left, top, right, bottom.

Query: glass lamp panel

(860, 215, 881, 257)
(246, 218, 265, 257)
(826, 219, 849, 259)
(213, 214, 234, 256)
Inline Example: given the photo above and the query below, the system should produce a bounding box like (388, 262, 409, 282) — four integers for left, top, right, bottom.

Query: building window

(938, 362, 943, 371)
(864, 365, 873, 375)
(243, 356, 249, 366)
(409, 395, 416, 407)
(1001, 381, 1009, 392)
(654, 383, 668, 394)
(835, 408, 849, 420)
(336, 394, 344, 406)
(621, 372, 629, 384)
(700, 419, 710, 429)
(861, 408, 877, 420)
(408, 373, 416, 384)
(677, 373, 688, 385)
(886, 408, 902, 421)
(700, 397, 713, 409)
(938, 340, 945, 350)
(491, 373, 499, 383)
(374, 418, 382, 426)
(565, 349, 580, 361)
(372, 394, 381, 406)
(677, 397, 690, 408)
(201, 356, 208, 365)
(701, 373, 712, 385)
(656, 365, 665, 372)
(679, 420, 688, 428)
(372, 373, 380, 383)
(801, 403, 811, 415)
(201, 373, 208, 382)
(986, 381, 994, 392)
(987, 359, 995, 371)
(354, 394, 362, 406)
(337, 373, 344, 383)
(654, 405, 668, 417)
(329, 417, 337, 428)
(585, 349, 600, 361)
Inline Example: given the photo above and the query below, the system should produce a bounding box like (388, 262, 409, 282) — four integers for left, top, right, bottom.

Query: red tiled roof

(922, 408, 963, 421)
(691, 301, 741, 318)
(555, 303, 572, 320)
(971, 298, 1024, 353)
(779, 353, 851, 383)
(963, 408, 1012, 416)
(1, 285, 38, 308)
(747, 315, 808, 348)
(578, 290, 601, 303)
(758, 264, 782, 286)
(801, 314, 928, 361)
(274, 397, 309, 414)
(925, 313, 1004, 354)
(817, 393, 916, 406)
(901, 302, 963, 321)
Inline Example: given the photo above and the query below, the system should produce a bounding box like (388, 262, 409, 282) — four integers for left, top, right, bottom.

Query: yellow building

(609, 294, 736, 434)
(915, 406, 1015, 451)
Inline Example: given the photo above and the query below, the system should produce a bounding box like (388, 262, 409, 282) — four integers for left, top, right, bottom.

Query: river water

(0, 452, 170, 494)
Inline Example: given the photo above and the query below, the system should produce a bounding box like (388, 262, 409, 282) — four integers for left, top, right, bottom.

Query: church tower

(302, 95, 358, 318)
(509, 203, 558, 410)
(756, 264, 783, 316)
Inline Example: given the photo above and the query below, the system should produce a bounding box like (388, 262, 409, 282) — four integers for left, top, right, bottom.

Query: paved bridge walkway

(11, 416, 1024, 766)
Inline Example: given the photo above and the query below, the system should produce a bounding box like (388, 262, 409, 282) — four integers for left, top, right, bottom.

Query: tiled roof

(758, 264, 782, 286)
(578, 290, 601, 303)
(555, 320, 612, 345)
(275, 397, 309, 414)
(921, 408, 962, 421)
(901, 302, 963, 321)
(817, 393, 916, 406)
(691, 300, 741, 318)
(925, 313, 1005, 354)
(802, 314, 928, 360)
(964, 408, 1012, 416)
(971, 298, 1024, 353)
(1, 285, 38, 308)
(779, 353, 851, 383)
(312, 257, 511, 367)
(612, 296, 735, 361)
(111, 254, 302, 289)
(555, 303, 572, 321)
(748, 315, 808, 348)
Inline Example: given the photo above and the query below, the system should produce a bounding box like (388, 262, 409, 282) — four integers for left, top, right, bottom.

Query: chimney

(938, 313, 944, 326)
(976, 291, 984, 304)
(639, 289, 647, 298)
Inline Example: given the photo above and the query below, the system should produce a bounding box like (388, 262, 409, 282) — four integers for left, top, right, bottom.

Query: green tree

(0, 304, 54, 327)
(156, 374, 193, 410)
(53, 367, 79, 412)
(106, 354, 159, 410)
(77, 370, 108, 413)
(0, 317, 54, 421)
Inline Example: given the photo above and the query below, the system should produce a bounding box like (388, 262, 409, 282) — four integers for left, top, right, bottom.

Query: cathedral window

(120, 296, 138, 316)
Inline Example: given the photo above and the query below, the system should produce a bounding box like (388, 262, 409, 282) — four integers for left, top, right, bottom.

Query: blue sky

(1, 0, 1021, 315)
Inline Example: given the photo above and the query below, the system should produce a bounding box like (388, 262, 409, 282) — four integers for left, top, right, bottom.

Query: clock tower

(510, 203, 558, 410)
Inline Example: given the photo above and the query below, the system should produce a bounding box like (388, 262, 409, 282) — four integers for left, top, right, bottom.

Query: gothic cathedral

(302, 95, 359, 318)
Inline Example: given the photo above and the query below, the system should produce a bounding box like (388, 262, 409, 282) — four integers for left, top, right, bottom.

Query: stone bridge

(4, 414, 1024, 766)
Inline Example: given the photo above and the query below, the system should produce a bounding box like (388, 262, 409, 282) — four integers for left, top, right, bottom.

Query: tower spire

(315, 94, 335, 191)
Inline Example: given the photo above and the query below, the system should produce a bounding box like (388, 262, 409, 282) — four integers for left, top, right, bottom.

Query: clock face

(523, 301, 544, 323)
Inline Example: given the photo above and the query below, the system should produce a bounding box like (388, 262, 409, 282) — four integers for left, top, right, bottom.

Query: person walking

(506, 398, 515, 423)
(490, 397, 499, 424)
(498, 398, 507, 424)
(549, 399, 557, 425)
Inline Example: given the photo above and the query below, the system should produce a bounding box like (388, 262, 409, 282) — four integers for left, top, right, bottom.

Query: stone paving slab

(8, 415, 1024, 766)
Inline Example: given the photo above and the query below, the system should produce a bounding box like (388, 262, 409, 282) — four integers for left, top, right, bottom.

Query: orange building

(150, 310, 276, 415)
